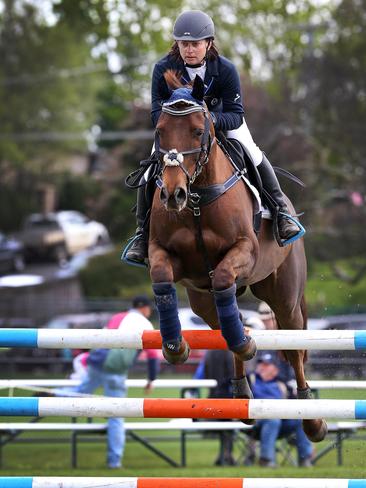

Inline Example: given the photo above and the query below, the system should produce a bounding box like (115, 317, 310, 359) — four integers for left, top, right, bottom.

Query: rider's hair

(168, 40, 219, 62)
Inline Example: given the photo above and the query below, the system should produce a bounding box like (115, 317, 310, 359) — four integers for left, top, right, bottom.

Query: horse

(148, 70, 327, 442)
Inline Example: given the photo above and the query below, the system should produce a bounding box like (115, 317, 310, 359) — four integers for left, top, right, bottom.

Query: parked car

(56, 211, 110, 253)
(19, 211, 110, 264)
(0, 232, 25, 274)
(19, 214, 67, 265)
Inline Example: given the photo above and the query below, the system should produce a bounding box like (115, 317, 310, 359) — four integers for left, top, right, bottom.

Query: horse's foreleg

(212, 239, 257, 362)
(149, 246, 190, 365)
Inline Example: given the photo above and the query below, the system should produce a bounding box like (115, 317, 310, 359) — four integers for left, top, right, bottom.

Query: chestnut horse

(149, 71, 327, 442)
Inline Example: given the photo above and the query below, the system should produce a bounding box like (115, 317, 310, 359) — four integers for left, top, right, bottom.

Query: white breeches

(226, 117, 263, 166)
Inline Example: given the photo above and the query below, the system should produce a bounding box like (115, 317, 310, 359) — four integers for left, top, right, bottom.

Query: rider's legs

(227, 118, 299, 240)
(125, 183, 150, 263)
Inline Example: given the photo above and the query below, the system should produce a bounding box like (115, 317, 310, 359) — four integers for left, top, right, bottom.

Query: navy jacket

(151, 54, 244, 131)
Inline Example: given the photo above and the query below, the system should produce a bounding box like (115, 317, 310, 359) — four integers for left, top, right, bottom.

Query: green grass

(1, 385, 366, 478)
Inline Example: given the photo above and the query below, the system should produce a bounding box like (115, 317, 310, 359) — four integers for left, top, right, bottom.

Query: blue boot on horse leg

(213, 284, 257, 362)
(152, 282, 190, 364)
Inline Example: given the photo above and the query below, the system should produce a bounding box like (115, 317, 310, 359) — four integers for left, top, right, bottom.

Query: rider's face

(177, 40, 210, 65)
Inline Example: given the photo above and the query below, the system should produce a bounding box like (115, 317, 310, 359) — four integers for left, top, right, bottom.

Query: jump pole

(0, 328, 366, 350)
(1, 478, 365, 488)
(1, 398, 366, 419)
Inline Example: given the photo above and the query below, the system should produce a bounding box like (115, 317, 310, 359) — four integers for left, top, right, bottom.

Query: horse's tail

(301, 294, 308, 363)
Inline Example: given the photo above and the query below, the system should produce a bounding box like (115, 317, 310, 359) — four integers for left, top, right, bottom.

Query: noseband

(155, 104, 214, 185)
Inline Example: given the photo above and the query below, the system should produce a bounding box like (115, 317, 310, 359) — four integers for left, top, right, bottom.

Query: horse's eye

(194, 128, 204, 137)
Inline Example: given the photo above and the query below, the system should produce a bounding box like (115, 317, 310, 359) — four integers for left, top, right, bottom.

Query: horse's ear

(191, 75, 205, 102)
(159, 76, 173, 101)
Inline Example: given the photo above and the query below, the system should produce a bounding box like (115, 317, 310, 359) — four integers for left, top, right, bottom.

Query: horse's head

(155, 71, 215, 212)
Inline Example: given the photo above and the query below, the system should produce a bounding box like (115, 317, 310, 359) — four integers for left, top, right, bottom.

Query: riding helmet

(173, 10, 215, 41)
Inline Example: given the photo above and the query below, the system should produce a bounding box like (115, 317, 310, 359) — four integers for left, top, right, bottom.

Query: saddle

(216, 132, 263, 199)
(215, 132, 263, 234)
(216, 132, 305, 242)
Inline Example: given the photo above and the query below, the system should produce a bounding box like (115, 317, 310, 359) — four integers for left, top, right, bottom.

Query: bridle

(155, 103, 214, 186)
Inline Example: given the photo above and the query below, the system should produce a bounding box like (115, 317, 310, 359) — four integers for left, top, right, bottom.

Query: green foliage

(306, 260, 366, 315)
(57, 174, 103, 214)
(0, 182, 38, 232)
(79, 246, 152, 298)
(0, 3, 106, 171)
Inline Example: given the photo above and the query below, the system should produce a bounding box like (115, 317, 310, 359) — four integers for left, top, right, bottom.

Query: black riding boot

(125, 186, 149, 264)
(257, 155, 299, 240)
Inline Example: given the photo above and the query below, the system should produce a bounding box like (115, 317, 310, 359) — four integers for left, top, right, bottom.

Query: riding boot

(257, 154, 299, 240)
(125, 186, 149, 263)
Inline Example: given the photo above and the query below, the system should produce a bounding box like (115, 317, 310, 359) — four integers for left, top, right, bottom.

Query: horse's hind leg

(283, 299, 328, 442)
(251, 275, 327, 442)
(276, 308, 327, 442)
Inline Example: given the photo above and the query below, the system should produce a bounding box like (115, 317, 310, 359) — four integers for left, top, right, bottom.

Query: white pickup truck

(19, 211, 109, 265)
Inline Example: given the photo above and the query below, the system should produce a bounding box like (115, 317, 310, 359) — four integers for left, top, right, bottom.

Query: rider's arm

(211, 59, 244, 132)
(151, 62, 165, 127)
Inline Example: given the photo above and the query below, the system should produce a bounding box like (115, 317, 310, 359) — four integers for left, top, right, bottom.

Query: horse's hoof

(303, 419, 328, 443)
(231, 376, 256, 426)
(232, 336, 257, 362)
(162, 338, 190, 365)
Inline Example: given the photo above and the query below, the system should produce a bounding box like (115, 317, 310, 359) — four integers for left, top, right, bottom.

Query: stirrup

(278, 211, 305, 247)
(121, 234, 148, 268)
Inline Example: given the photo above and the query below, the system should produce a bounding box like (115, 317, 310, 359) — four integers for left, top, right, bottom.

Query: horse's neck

(196, 143, 232, 186)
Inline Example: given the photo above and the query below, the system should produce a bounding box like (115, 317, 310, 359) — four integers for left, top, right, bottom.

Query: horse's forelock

(164, 69, 185, 90)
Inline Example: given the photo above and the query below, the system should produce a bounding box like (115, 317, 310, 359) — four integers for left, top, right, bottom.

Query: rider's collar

(185, 60, 206, 69)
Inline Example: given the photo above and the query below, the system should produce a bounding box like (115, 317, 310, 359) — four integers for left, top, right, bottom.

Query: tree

(0, 1, 107, 229)
(295, 0, 366, 280)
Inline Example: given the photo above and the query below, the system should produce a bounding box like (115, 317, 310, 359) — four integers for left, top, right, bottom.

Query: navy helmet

(173, 10, 215, 41)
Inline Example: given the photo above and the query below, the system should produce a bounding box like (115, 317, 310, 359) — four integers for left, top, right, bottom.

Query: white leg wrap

(227, 117, 263, 166)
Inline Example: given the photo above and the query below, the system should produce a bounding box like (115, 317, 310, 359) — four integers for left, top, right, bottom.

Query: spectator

(57, 295, 159, 469)
(247, 352, 313, 468)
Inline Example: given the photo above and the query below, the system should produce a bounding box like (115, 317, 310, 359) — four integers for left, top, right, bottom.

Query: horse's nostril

(175, 187, 187, 205)
(160, 187, 168, 203)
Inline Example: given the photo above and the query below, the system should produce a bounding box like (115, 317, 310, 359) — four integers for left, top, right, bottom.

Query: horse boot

(257, 155, 300, 240)
(152, 282, 190, 365)
(214, 284, 257, 362)
(125, 185, 149, 264)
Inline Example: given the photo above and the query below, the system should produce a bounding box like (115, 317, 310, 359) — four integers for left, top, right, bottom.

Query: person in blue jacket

(248, 352, 313, 468)
(126, 9, 300, 264)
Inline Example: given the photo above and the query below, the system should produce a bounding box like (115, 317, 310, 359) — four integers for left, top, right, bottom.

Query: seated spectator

(247, 352, 313, 468)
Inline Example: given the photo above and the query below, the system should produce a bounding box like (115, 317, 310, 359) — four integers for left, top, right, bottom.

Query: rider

(126, 9, 300, 264)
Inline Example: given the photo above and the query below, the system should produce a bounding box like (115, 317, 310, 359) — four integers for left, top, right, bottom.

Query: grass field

(0, 381, 366, 479)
